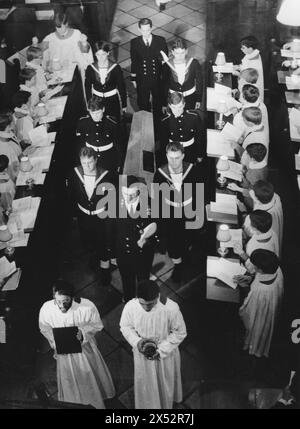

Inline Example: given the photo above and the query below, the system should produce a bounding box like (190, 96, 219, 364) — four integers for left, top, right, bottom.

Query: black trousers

(117, 248, 154, 302)
(136, 79, 162, 138)
(77, 211, 109, 261)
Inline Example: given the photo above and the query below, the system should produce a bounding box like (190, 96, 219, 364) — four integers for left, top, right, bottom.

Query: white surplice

(253, 193, 283, 256)
(239, 268, 284, 358)
(240, 49, 264, 101)
(39, 298, 115, 409)
(120, 298, 187, 409)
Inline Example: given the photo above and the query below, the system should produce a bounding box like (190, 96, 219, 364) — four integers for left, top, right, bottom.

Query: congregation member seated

(19, 67, 39, 109)
(233, 210, 279, 273)
(11, 90, 34, 142)
(0, 154, 16, 214)
(233, 84, 269, 144)
(0, 112, 22, 180)
(25, 45, 47, 93)
(85, 41, 127, 122)
(234, 249, 283, 358)
(233, 35, 264, 101)
(227, 143, 268, 200)
(161, 38, 203, 110)
(42, 11, 93, 72)
(232, 68, 259, 101)
(247, 180, 283, 255)
(232, 106, 267, 160)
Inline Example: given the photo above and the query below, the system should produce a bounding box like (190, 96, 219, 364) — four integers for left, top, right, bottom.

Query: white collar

(254, 194, 277, 212)
(248, 159, 267, 169)
(25, 61, 42, 70)
(143, 35, 152, 45)
(242, 100, 260, 109)
(244, 49, 260, 60)
(124, 197, 139, 214)
(19, 84, 33, 93)
(14, 107, 30, 116)
(251, 229, 273, 242)
(0, 130, 15, 139)
(256, 271, 278, 283)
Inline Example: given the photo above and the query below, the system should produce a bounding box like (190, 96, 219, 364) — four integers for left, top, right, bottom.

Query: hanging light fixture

(277, 0, 300, 26)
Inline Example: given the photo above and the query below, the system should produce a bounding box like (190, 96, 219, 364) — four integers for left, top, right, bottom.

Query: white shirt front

(83, 175, 95, 200)
(124, 197, 139, 214)
(174, 63, 186, 85)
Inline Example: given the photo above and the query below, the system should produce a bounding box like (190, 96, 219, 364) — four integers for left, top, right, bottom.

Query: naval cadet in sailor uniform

(68, 146, 117, 286)
(130, 18, 168, 135)
(109, 175, 159, 303)
(158, 91, 205, 166)
(153, 141, 203, 282)
(76, 95, 121, 171)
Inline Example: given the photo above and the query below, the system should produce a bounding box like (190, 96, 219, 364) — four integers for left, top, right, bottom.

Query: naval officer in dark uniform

(153, 141, 204, 282)
(76, 95, 121, 171)
(68, 146, 117, 286)
(158, 91, 205, 166)
(130, 18, 168, 135)
(110, 175, 158, 302)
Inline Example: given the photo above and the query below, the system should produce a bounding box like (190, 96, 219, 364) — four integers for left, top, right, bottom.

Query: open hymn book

(207, 256, 246, 289)
(210, 193, 237, 215)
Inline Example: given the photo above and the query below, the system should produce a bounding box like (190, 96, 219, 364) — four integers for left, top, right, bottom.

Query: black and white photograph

(0, 0, 300, 415)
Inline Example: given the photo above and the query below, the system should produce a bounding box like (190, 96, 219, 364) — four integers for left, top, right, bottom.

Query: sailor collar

(74, 166, 108, 188)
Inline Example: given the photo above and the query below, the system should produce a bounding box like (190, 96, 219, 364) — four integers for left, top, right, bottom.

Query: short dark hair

(19, 67, 36, 85)
(250, 249, 279, 274)
(240, 35, 259, 50)
(26, 45, 43, 62)
(137, 280, 159, 301)
(0, 114, 12, 132)
(242, 106, 262, 125)
(171, 38, 187, 51)
(11, 90, 31, 109)
(168, 91, 185, 106)
(242, 84, 260, 103)
(249, 210, 272, 233)
(52, 279, 74, 298)
(0, 155, 9, 172)
(54, 11, 69, 28)
(253, 180, 274, 204)
(87, 95, 105, 112)
(93, 40, 111, 55)
(79, 146, 97, 159)
(246, 143, 267, 162)
(166, 141, 184, 154)
(240, 68, 259, 84)
(138, 18, 152, 28)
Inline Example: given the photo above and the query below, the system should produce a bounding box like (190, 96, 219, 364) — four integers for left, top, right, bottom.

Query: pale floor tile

(188, 44, 206, 61)
(114, 46, 131, 62)
(179, 27, 205, 44)
(128, 5, 158, 19)
(111, 29, 136, 45)
(184, 0, 207, 11)
(152, 28, 174, 40)
(114, 11, 137, 28)
(119, 58, 132, 71)
(164, 4, 194, 18)
(124, 23, 141, 36)
(163, 18, 190, 35)
(150, 12, 175, 28)
(180, 11, 206, 27)
(118, 0, 142, 13)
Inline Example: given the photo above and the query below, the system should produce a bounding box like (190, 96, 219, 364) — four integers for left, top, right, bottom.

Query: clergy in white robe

(39, 280, 115, 409)
(120, 280, 187, 409)
(249, 181, 283, 256)
(238, 250, 283, 358)
(239, 35, 264, 101)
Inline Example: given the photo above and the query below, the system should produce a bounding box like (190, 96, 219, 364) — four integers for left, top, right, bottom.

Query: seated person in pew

(242, 180, 283, 257)
(41, 11, 93, 72)
(19, 67, 40, 110)
(11, 90, 35, 143)
(232, 107, 267, 160)
(0, 113, 22, 181)
(234, 249, 283, 358)
(233, 84, 269, 144)
(233, 35, 264, 101)
(233, 210, 279, 274)
(25, 45, 48, 93)
(227, 143, 268, 200)
(232, 68, 259, 101)
(0, 154, 16, 214)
